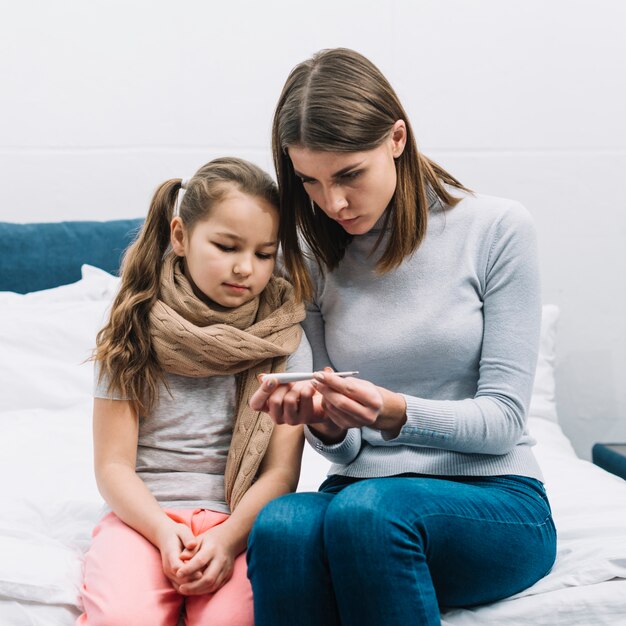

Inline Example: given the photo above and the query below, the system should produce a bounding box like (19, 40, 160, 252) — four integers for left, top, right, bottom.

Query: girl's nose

(233, 255, 253, 276)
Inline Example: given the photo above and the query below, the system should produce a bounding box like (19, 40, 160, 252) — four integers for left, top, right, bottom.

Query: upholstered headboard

(0, 219, 144, 293)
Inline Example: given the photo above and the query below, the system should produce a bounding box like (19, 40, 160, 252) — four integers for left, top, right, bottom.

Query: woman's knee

(326, 479, 405, 524)
(324, 479, 428, 548)
(249, 491, 332, 552)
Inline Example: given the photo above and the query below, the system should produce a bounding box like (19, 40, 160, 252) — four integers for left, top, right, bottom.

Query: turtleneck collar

(353, 182, 444, 239)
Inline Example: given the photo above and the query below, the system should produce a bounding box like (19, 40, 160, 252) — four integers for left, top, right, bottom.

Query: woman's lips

(336, 216, 359, 227)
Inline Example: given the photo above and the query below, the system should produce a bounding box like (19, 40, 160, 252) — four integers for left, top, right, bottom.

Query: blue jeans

(247, 474, 556, 626)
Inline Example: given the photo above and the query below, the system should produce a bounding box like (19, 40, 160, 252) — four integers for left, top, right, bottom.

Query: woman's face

(171, 188, 279, 308)
(287, 121, 406, 235)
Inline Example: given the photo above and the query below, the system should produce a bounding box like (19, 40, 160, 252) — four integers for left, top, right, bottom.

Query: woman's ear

(170, 217, 187, 256)
(391, 120, 407, 158)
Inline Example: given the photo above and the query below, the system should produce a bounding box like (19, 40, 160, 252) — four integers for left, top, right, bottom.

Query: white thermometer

(257, 371, 359, 385)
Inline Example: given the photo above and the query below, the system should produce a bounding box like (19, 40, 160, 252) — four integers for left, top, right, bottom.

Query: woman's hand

(250, 369, 407, 440)
(174, 525, 237, 596)
(311, 371, 408, 438)
(250, 376, 348, 443)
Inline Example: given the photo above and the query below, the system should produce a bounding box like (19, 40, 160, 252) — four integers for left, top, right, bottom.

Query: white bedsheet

(442, 417, 626, 625)
(2, 406, 626, 625)
(1, 277, 625, 624)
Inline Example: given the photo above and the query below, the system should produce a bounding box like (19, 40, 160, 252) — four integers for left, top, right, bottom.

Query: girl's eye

(300, 177, 316, 185)
(256, 252, 275, 260)
(215, 243, 236, 252)
(341, 170, 361, 181)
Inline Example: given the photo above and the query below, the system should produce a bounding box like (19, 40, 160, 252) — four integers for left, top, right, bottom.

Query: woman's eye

(300, 177, 316, 185)
(342, 170, 361, 181)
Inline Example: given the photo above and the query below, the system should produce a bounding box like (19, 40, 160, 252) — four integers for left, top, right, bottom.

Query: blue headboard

(0, 218, 144, 293)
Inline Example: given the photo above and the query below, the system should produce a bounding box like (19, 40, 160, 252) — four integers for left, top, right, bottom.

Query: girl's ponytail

(121, 179, 180, 298)
(95, 179, 181, 413)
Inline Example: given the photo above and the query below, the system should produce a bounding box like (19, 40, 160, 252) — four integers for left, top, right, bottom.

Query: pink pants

(77, 509, 254, 626)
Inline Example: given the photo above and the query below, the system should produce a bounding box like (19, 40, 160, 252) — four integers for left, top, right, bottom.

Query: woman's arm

(93, 398, 198, 584)
(299, 300, 364, 461)
(250, 325, 364, 465)
(311, 204, 542, 455)
(260, 203, 542, 457)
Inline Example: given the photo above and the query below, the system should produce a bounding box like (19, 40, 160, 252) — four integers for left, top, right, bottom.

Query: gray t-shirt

(95, 333, 312, 513)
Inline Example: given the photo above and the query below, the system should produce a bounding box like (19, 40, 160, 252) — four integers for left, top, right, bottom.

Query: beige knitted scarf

(150, 254, 305, 510)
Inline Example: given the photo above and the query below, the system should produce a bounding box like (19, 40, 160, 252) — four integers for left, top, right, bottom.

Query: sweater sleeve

(366, 203, 542, 455)
(302, 295, 363, 464)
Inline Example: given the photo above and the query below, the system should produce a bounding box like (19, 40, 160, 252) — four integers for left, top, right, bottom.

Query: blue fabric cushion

(0, 219, 144, 293)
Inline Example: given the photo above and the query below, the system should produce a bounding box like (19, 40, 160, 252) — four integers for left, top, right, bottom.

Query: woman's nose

(322, 185, 348, 216)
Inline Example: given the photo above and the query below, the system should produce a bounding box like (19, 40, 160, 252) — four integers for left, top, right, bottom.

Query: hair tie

(174, 178, 190, 217)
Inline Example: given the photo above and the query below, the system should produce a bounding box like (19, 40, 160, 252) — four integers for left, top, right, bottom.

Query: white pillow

(79, 263, 122, 297)
(529, 304, 560, 422)
(0, 267, 120, 411)
(0, 264, 120, 305)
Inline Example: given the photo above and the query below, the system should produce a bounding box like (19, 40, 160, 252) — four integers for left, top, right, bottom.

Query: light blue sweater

(303, 188, 544, 481)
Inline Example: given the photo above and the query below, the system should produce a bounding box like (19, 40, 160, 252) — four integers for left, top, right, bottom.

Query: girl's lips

(337, 216, 358, 226)
(223, 283, 249, 291)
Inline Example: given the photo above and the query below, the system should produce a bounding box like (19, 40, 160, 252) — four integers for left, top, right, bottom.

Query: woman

(247, 48, 556, 626)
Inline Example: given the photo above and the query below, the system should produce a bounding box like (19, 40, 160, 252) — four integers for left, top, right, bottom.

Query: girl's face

(171, 189, 279, 308)
(287, 120, 406, 235)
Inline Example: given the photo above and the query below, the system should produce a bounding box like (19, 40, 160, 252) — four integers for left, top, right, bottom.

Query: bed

(1, 219, 625, 626)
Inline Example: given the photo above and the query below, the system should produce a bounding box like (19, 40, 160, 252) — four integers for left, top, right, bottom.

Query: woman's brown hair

(94, 157, 279, 413)
(273, 47, 470, 301)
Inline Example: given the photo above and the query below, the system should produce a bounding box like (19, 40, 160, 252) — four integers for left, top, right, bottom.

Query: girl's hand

(175, 525, 237, 596)
(155, 522, 202, 588)
(311, 371, 407, 437)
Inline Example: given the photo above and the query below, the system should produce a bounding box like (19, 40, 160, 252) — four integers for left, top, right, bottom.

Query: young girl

(77, 157, 309, 626)
(247, 48, 557, 625)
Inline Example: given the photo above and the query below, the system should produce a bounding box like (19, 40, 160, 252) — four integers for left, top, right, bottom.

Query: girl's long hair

(94, 157, 279, 413)
(273, 47, 471, 301)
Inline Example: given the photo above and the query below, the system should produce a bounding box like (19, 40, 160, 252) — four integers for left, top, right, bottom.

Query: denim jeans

(247, 474, 556, 626)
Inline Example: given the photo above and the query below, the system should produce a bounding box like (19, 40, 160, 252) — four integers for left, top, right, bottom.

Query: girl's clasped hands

(158, 521, 236, 596)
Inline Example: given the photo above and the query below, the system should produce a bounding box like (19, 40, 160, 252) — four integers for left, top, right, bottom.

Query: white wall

(1, 0, 625, 458)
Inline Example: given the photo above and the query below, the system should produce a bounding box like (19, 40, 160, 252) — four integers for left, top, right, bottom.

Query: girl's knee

(188, 602, 253, 626)
(187, 553, 253, 626)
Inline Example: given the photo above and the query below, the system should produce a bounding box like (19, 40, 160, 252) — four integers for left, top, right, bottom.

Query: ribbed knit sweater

(303, 188, 544, 481)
